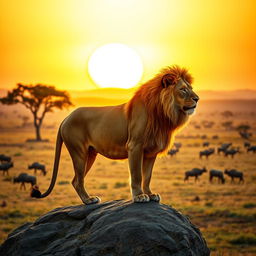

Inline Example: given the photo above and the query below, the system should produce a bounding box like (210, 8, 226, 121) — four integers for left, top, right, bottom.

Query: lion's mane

(126, 65, 193, 153)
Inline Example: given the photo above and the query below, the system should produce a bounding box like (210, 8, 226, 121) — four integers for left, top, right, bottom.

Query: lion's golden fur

(38, 65, 197, 204)
(125, 65, 193, 154)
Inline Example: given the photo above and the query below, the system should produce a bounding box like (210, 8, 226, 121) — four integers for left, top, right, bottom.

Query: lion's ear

(161, 74, 176, 88)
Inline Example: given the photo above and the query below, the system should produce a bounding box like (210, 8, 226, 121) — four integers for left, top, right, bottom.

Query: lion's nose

(193, 96, 199, 103)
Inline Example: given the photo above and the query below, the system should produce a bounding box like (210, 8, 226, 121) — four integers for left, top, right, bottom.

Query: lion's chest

(144, 138, 170, 157)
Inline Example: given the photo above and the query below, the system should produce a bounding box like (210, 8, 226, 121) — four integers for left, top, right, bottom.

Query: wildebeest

(244, 142, 251, 148)
(224, 169, 244, 184)
(239, 131, 252, 140)
(247, 145, 256, 153)
(13, 173, 37, 190)
(224, 148, 240, 158)
(199, 148, 215, 159)
(0, 154, 12, 163)
(0, 162, 13, 175)
(217, 143, 232, 155)
(167, 148, 179, 157)
(184, 167, 207, 182)
(28, 162, 46, 175)
(203, 142, 210, 147)
(1, 200, 7, 207)
(174, 142, 182, 149)
(209, 169, 225, 184)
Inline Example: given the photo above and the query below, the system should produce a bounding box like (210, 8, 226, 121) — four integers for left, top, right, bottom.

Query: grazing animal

(0, 154, 12, 163)
(167, 148, 179, 156)
(184, 167, 207, 182)
(203, 142, 210, 147)
(1, 200, 7, 207)
(0, 162, 13, 175)
(217, 143, 232, 155)
(28, 162, 47, 176)
(247, 145, 256, 153)
(239, 131, 252, 140)
(244, 142, 251, 148)
(212, 135, 219, 140)
(224, 169, 244, 184)
(224, 148, 240, 158)
(174, 142, 182, 149)
(199, 148, 215, 159)
(13, 173, 37, 190)
(209, 169, 225, 184)
(33, 65, 199, 204)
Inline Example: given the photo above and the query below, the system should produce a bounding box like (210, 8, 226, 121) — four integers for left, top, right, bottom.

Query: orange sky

(0, 0, 256, 91)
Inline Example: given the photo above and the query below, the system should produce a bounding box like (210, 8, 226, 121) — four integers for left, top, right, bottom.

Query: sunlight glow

(88, 43, 143, 89)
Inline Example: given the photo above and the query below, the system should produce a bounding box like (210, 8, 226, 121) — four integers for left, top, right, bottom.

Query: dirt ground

(0, 101, 256, 255)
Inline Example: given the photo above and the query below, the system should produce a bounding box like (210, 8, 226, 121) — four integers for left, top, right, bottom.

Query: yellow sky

(0, 0, 255, 91)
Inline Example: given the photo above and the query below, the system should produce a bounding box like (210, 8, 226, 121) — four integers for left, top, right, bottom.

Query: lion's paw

(133, 194, 150, 203)
(84, 196, 101, 205)
(148, 193, 161, 202)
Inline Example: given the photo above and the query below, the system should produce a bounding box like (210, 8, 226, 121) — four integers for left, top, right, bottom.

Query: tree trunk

(35, 124, 42, 141)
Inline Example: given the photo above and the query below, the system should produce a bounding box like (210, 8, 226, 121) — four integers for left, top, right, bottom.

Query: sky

(0, 0, 256, 91)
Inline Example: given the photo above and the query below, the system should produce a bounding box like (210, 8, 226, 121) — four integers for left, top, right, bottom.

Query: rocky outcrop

(0, 200, 210, 256)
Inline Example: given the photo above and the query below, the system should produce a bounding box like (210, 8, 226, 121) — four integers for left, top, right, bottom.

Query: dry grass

(0, 105, 256, 255)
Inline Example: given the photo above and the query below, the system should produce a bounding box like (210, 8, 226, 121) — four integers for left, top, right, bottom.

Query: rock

(0, 200, 210, 256)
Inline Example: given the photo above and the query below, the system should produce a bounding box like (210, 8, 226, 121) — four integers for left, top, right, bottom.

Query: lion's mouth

(183, 105, 196, 111)
(183, 105, 197, 115)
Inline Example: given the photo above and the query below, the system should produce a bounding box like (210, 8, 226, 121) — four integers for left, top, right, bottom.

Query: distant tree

(237, 124, 251, 133)
(0, 83, 73, 141)
(221, 110, 233, 118)
(18, 115, 30, 127)
(221, 121, 233, 131)
(201, 120, 215, 129)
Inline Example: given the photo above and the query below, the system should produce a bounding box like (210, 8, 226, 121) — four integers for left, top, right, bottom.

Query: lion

(33, 65, 199, 204)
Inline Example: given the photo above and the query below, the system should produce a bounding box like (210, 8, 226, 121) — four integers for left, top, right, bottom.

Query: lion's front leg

(142, 156, 161, 202)
(128, 142, 150, 203)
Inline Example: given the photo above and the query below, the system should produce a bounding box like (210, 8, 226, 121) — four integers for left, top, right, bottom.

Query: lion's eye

(180, 88, 187, 93)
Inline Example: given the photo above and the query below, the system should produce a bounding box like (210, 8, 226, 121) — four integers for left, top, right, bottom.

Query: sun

(88, 43, 143, 89)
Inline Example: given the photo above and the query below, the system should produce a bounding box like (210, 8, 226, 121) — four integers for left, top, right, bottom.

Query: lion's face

(173, 79, 199, 115)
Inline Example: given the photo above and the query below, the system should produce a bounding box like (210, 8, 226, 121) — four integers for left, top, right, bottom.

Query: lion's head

(160, 66, 199, 121)
(126, 65, 199, 152)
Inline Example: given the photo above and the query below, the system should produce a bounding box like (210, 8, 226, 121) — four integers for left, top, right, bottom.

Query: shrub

(205, 202, 213, 207)
(114, 182, 128, 188)
(58, 181, 69, 185)
(99, 183, 108, 189)
(229, 235, 256, 245)
(0, 210, 25, 220)
(243, 203, 256, 209)
(3, 177, 12, 182)
(14, 152, 22, 157)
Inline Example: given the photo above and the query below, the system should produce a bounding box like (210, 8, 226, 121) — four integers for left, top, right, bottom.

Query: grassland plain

(0, 104, 256, 255)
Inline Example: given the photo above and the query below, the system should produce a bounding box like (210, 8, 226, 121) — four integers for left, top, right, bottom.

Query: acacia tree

(221, 121, 233, 130)
(0, 83, 73, 141)
(221, 110, 233, 118)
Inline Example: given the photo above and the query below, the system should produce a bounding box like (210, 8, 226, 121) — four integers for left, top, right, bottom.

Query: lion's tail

(35, 126, 63, 198)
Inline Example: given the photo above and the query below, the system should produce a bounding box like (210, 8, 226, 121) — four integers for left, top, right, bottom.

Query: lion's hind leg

(68, 144, 100, 205)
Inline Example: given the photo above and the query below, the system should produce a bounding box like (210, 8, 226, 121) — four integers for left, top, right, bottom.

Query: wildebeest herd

(0, 140, 254, 198)
(0, 154, 46, 193)
(168, 141, 255, 184)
